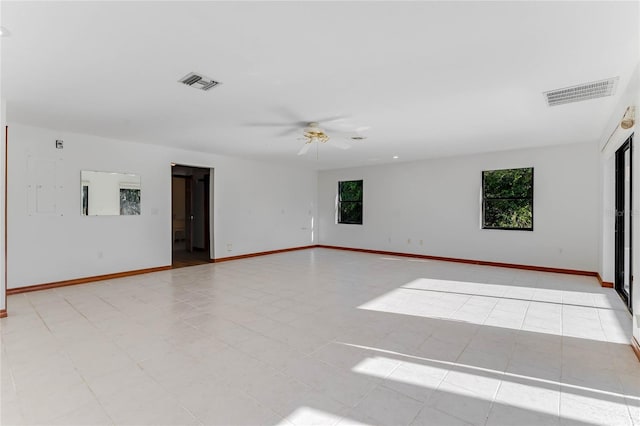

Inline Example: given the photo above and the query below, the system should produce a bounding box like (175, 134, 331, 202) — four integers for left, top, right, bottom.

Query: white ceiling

(2, 1, 638, 170)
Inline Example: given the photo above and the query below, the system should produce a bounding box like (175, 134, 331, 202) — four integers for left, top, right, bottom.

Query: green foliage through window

(338, 180, 363, 224)
(482, 168, 533, 230)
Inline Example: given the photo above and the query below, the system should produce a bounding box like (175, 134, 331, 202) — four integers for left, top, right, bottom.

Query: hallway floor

(172, 240, 210, 269)
(1, 248, 638, 425)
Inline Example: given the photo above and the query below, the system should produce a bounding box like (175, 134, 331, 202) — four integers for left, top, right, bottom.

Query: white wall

(1, 99, 5, 313)
(7, 123, 317, 289)
(1, 26, 6, 312)
(318, 142, 599, 271)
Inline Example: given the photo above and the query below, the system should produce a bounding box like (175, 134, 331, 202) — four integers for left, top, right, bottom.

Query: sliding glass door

(615, 135, 633, 312)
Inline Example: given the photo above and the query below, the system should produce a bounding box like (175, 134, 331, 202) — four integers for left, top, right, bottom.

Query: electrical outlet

(227, 244, 232, 252)
(407, 238, 411, 244)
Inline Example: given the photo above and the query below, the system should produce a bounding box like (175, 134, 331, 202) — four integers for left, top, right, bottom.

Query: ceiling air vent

(543, 77, 618, 107)
(178, 72, 220, 91)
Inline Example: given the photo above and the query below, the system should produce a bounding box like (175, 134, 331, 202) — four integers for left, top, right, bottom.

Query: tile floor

(1, 248, 638, 426)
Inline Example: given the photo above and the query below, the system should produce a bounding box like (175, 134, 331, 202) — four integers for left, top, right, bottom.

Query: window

(482, 167, 533, 230)
(338, 180, 363, 224)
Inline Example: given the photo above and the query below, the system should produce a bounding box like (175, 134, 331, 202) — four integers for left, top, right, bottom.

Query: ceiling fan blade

(277, 127, 302, 137)
(332, 139, 351, 150)
(297, 143, 312, 156)
(317, 114, 351, 124)
(273, 106, 307, 124)
(244, 122, 292, 127)
(245, 104, 308, 128)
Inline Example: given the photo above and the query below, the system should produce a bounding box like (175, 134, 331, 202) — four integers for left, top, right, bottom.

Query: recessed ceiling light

(0, 26, 11, 37)
(393, 155, 399, 159)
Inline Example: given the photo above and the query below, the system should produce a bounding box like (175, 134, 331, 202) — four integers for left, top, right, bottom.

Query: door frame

(171, 164, 213, 263)
(184, 175, 193, 252)
(614, 134, 633, 312)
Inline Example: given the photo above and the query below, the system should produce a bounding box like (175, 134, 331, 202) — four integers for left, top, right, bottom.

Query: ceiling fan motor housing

(304, 123, 330, 142)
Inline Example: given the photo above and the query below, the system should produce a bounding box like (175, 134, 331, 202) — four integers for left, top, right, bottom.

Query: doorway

(615, 135, 633, 312)
(171, 164, 211, 268)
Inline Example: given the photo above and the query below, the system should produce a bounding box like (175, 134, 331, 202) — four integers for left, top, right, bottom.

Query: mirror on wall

(81, 171, 141, 216)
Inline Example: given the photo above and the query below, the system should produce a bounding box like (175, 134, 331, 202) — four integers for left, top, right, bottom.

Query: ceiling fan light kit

(303, 122, 330, 144)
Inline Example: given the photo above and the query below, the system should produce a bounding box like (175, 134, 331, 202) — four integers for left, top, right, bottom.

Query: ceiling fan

(298, 121, 370, 155)
(296, 122, 346, 156)
(246, 109, 368, 156)
(296, 122, 371, 156)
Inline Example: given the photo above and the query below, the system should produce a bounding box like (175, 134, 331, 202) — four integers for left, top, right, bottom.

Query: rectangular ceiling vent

(543, 77, 618, 107)
(178, 72, 220, 91)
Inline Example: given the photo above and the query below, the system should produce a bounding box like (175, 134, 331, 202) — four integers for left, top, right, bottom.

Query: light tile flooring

(1, 248, 638, 426)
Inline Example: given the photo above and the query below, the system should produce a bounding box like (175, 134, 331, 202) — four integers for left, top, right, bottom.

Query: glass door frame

(615, 134, 633, 312)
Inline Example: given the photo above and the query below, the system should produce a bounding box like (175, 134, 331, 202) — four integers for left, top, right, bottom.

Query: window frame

(481, 167, 534, 231)
(338, 179, 363, 225)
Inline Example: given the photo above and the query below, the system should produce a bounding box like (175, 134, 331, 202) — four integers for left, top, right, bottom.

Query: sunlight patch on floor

(357, 278, 630, 343)
(343, 343, 640, 405)
(277, 406, 344, 426)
